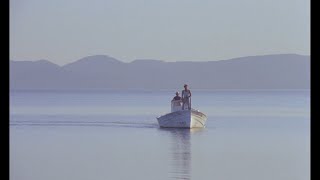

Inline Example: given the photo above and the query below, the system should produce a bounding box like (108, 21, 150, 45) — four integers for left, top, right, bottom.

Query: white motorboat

(157, 99, 207, 128)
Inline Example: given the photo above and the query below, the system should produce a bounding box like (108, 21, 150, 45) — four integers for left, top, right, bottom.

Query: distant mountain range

(10, 54, 310, 90)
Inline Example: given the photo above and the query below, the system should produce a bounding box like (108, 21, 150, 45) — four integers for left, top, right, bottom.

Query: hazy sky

(10, 0, 310, 65)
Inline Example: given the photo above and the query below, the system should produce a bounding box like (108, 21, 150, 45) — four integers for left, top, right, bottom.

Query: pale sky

(10, 0, 310, 65)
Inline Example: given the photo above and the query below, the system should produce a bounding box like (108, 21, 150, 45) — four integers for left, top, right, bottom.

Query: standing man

(182, 84, 192, 110)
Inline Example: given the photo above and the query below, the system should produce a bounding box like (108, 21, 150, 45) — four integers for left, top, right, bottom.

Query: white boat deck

(157, 100, 207, 128)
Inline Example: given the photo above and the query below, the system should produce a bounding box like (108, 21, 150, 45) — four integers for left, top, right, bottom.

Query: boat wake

(10, 115, 159, 128)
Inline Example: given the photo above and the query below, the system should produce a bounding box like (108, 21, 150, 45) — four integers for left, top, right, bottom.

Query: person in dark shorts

(182, 84, 192, 110)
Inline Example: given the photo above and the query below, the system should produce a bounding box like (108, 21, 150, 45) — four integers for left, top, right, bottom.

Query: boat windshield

(171, 100, 182, 112)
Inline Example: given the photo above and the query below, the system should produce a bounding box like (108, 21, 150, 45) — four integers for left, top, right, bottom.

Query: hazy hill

(10, 54, 310, 90)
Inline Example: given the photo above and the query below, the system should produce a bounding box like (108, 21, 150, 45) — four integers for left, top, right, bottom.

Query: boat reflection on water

(159, 128, 205, 180)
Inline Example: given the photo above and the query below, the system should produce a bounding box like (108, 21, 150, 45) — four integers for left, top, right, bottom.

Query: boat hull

(157, 109, 207, 128)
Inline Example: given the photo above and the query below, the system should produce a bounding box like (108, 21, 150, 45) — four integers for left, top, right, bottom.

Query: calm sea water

(10, 90, 310, 180)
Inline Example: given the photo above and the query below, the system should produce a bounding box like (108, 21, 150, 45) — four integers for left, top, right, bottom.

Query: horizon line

(10, 53, 310, 67)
